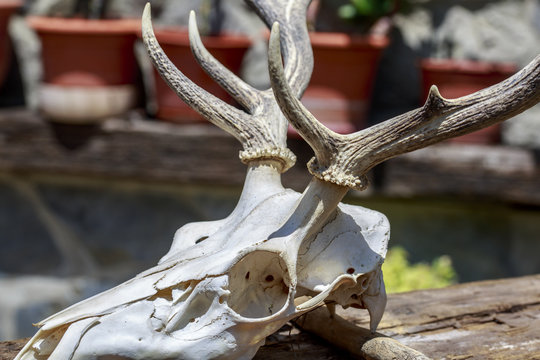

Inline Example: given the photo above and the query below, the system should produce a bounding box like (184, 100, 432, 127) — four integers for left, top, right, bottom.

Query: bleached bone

(16, 2, 388, 359)
(144, 0, 312, 168)
(15, 0, 540, 358)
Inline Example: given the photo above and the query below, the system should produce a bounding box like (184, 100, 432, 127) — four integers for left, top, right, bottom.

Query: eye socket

(195, 236, 209, 244)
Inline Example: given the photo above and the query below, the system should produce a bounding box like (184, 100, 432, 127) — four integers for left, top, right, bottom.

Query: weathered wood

(294, 308, 431, 360)
(299, 274, 540, 359)
(0, 108, 313, 190)
(0, 109, 239, 184)
(1, 109, 540, 205)
(2, 276, 537, 359)
(254, 324, 355, 360)
(0, 339, 27, 360)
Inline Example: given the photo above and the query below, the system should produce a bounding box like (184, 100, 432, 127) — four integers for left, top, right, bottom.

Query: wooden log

(294, 307, 431, 360)
(299, 274, 540, 359)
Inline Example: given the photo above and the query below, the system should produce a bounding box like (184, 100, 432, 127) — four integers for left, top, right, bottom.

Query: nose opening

(227, 250, 291, 318)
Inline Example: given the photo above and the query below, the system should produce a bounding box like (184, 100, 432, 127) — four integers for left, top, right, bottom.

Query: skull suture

(17, 163, 388, 359)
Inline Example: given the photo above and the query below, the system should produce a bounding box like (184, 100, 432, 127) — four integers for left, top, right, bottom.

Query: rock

(502, 106, 540, 148)
(433, 2, 540, 66)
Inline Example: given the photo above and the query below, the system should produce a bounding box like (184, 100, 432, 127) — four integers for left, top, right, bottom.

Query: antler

(142, 0, 312, 172)
(269, 23, 540, 190)
(245, 0, 313, 97)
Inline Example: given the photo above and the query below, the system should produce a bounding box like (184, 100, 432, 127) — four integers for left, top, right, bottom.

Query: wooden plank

(2, 109, 540, 204)
(0, 109, 312, 190)
(0, 109, 242, 185)
(299, 274, 540, 359)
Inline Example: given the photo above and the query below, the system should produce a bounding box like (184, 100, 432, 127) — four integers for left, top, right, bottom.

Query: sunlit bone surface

(15, 0, 540, 358)
(16, 161, 388, 359)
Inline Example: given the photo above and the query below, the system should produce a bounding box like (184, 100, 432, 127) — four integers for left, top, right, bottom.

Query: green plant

(337, 0, 412, 33)
(382, 246, 457, 293)
(338, 0, 397, 21)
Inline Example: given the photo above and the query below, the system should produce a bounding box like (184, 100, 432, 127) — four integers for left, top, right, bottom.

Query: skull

(16, 1, 392, 358)
(17, 163, 388, 359)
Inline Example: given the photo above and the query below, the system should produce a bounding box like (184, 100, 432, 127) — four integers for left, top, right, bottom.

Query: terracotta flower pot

(421, 59, 517, 144)
(149, 28, 251, 124)
(27, 16, 140, 123)
(0, 0, 22, 87)
(300, 32, 389, 135)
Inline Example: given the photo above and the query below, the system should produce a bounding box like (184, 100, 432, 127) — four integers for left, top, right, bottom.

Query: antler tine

(142, 4, 253, 143)
(247, 0, 313, 97)
(268, 24, 368, 189)
(188, 11, 261, 113)
(268, 23, 343, 167)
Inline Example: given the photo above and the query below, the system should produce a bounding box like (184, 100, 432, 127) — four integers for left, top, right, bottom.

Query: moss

(382, 246, 457, 293)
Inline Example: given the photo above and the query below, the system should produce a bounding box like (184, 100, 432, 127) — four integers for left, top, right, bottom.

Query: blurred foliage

(334, 0, 412, 34)
(338, 0, 397, 21)
(382, 246, 457, 294)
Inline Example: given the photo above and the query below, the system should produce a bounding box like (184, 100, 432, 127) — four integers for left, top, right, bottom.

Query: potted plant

(27, 0, 141, 124)
(0, 0, 22, 88)
(301, 0, 399, 134)
(147, 0, 251, 124)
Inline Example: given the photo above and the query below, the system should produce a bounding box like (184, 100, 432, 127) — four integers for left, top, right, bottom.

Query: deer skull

(16, 159, 388, 359)
(16, 0, 540, 358)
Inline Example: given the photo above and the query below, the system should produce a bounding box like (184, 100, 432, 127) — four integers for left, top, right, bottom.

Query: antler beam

(269, 23, 540, 189)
